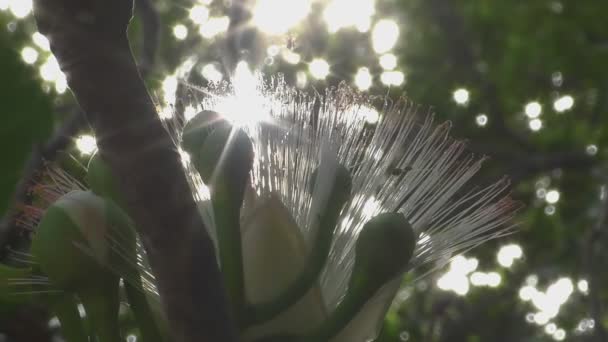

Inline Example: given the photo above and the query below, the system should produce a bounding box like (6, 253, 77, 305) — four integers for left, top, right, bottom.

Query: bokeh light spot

(21, 46, 38, 64)
(189, 5, 209, 25)
(9, 0, 32, 18)
(173, 24, 188, 40)
(253, 0, 310, 34)
(585, 144, 598, 156)
(475, 114, 488, 127)
(529, 118, 542, 131)
(309, 58, 330, 80)
(199, 16, 229, 39)
(497, 244, 523, 268)
(324, 0, 375, 33)
(545, 189, 560, 204)
(355, 67, 372, 91)
(201, 63, 223, 83)
(453, 88, 469, 105)
(32, 32, 50, 51)
(380, 71, 404, 86)
(525, 101, 542, 118)
(553, 95, 574, 112)
(379, 53, 397, 70)
(75, 135, 97, 155)
(372, 19, 399, 54)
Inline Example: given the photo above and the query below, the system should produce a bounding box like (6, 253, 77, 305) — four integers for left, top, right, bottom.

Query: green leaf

(0, 32, 53, 216)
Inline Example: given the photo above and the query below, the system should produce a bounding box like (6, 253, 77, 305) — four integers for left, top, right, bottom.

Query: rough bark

(32, 1, 237, 341)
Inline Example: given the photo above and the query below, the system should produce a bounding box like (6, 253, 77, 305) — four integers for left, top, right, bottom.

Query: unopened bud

(181, 110, 228, 163)
(31, 190, 136, 290)
(351, 212, 416, 294)
(197, 126, 254, 193)
(304, 213, 416, 341)
(32, 191, 135, 341)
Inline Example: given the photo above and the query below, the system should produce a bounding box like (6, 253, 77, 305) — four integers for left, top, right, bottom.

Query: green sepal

(306, 213, 416, 341)
(51, 295, 90, 342)
(30, 191, 115, 291)
(86, 152, 128, 210)
(80, 284, 122, 342)
(30, 191, 138, 342)
(124, 280, 166, 342)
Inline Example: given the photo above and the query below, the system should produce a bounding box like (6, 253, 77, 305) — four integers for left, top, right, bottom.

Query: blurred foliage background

(0, 0, 606, 341)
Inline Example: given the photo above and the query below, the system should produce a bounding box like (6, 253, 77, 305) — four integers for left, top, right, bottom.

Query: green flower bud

(196, 125, 254, 192)
(86, 153, 127, 209)
(31, 190, 136, 342)
(304, 213, 416, 341)
(351, 213, 416, 295)
(181, 110, 228, 164)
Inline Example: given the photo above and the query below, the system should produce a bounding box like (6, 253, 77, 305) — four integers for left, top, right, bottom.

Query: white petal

(241, 193, 327, 339)
(332, 277, 401, 342)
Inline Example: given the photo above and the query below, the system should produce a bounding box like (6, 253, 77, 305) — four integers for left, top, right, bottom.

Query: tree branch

(135, 0, 160, 76)
(1, 0, 160, 258)
(32, 1, 237, 341)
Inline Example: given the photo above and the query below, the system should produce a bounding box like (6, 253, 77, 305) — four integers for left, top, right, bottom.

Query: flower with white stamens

(16, 72, 517, 342)
(170, 72, 518, 341)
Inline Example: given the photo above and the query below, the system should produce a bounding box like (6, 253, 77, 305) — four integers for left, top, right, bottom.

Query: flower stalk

(183, 115, 254, 324)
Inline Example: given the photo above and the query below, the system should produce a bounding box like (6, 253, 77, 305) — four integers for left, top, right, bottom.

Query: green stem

(125, 280, 165, 342)
(52, 295, 89, 342)
(304, 279, 371, 341)
(252, 277, 375, 342)
(79, 285, 122, 342)
(213, 186, 245, 325)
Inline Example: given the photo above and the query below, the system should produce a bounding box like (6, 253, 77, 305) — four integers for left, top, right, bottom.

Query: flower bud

(351, 213, 416, 295)
(86, 153, 127, 209)
(305, 213, 416, 341)
(197, 125, 254, 197)
(181, 110, 228, 165)
(31, 190, 135, 341)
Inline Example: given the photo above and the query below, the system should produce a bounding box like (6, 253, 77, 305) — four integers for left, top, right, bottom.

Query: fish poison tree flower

(5, 78, 516, 342)
(175, 79, 518, 341)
